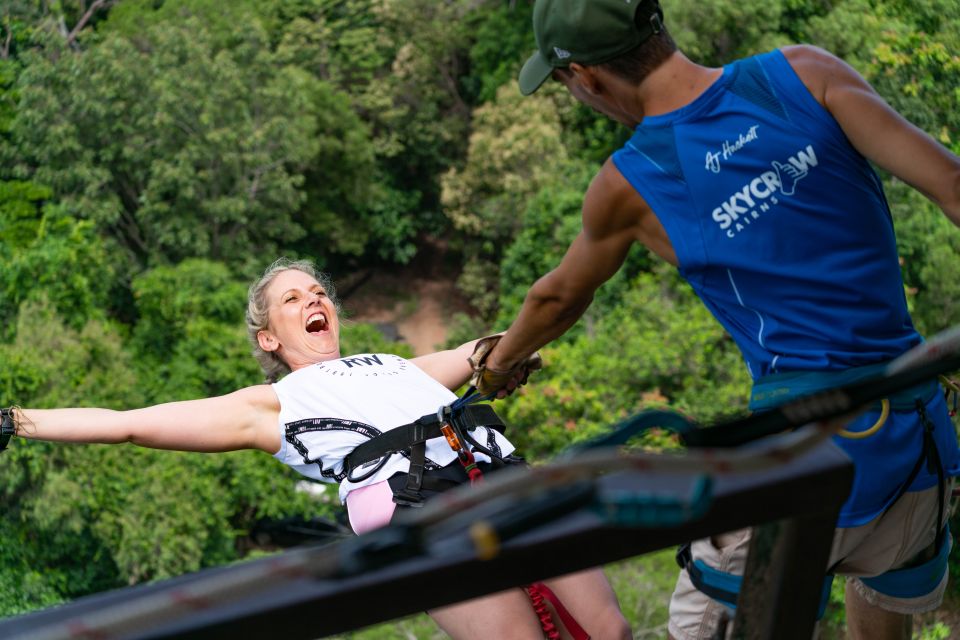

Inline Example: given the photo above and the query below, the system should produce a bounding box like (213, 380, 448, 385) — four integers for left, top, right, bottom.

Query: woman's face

(257, 268, 341, 370)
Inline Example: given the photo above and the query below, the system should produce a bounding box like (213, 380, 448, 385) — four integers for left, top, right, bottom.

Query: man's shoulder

(778, 45, 842, 78)
(777, 45, 844, 108)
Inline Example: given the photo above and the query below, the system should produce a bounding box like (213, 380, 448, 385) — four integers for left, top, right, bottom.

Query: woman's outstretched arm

(411, 339, 480, 391)
(10, 385, 282, 454)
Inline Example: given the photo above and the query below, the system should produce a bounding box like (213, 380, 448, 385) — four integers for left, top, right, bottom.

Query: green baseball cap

(518, 0, 664, 96)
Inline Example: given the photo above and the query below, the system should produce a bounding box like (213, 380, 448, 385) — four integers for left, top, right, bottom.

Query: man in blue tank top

(476, 0, 960, 638)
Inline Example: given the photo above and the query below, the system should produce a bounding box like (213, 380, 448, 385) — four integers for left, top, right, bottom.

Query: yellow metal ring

(838, 398, 889, 439)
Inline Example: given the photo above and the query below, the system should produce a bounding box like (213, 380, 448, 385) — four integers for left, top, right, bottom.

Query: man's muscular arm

(784, 45, 960, 226)
(484, 159, 644, 374)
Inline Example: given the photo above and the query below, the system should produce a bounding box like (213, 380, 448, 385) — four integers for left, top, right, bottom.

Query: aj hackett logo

(712, 145, 818, 238)
(705, 125, 760, 173)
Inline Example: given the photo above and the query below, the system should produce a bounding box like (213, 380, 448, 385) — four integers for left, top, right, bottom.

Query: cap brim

(518, 51, 553, 96)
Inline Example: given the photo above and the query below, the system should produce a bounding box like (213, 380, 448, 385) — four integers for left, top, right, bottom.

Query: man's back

(612, 49, 919, 379)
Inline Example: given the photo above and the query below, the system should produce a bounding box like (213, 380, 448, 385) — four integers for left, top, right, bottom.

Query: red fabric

(466, 466, 484, 484)
(524, 584, 561, 640)
(526, 581, 591, 640)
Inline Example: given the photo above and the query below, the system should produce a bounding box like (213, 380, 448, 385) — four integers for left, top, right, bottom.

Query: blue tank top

(612, 49, 959, 526)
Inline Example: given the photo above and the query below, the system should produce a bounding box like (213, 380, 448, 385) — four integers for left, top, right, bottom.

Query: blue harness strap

(749, 363, 939, 412)
(676, 542, 834, 619)
(860, 527, 952, 599)
(677, 525, 953, 615)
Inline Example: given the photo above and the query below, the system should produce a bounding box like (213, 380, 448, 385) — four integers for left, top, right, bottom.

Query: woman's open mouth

(305, 312, 328, 334)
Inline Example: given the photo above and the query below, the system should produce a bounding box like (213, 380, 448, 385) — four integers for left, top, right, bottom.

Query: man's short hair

(597, 27, 677, 85)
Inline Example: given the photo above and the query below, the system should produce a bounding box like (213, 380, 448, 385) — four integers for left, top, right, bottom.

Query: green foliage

(0, 516, 68, 616)
(866, 30, 960, 155)
(10, 15, 381, 271)
(339, 321, 414, 359)
(128, 260, 262, 402)
(130, 260, 248, 358)
(496, 170, 655, 330)
(103, 0, 272, 48)
(890, 184, 960, 336)
(0, 179, 49, 246)
(500, 268, 751, 459)
(914, 622, 953, 640)
(668, 0, 793, 65)
(441, 82, 569, 239)
(818, 576, 848, 637)
(0, 440, 331, 608)
(0, 199, 111, 340)
(441, 81, 572, 317)
(494, 173, 591, 323)
(0, 58, 20, 134)
(0, 297, 143, 409)
(809, 0, 959, 159)
(462, 1, 534, 105)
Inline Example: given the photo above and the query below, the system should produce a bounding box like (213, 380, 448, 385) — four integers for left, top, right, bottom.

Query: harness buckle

(392, 461, 425, 507)
(391, 490, 425, 507)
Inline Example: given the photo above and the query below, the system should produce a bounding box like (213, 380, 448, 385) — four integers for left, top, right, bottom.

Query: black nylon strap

(916, 400, 948, 554)
(392, 442, 427, 507)
(0, 409, 15, 452)
(344, 404, 504, 474)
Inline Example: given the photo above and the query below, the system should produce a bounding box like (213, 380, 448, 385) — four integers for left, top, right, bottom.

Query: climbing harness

(342, 401, 506, 506)
(674, 542, 834, 619)
(673, 389, 952, 613)
(342, 385, 590, 638)
(859, 525, 952, 599)
(834, 373, 959, 440)
(678, 351, 957, 614)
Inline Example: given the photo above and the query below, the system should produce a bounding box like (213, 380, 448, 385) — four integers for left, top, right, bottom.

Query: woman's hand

(468, 334, 543, 399)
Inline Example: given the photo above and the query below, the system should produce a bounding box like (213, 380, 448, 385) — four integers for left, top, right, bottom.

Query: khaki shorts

(668, 483, 954, 640)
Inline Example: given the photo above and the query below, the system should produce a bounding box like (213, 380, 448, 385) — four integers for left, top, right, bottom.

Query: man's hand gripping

(468, 334, 543, 399)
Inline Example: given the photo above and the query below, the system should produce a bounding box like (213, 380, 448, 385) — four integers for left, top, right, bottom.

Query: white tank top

(271, 353, 515, 502)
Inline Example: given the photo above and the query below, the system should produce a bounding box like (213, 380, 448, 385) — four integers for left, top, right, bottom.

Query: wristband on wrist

(0, 407, 18, 452)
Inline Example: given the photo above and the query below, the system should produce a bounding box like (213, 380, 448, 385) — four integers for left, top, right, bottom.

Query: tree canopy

(0, 0, 957, 629)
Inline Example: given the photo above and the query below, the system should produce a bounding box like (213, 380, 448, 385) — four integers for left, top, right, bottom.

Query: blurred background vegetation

(0, 0, 958, 636)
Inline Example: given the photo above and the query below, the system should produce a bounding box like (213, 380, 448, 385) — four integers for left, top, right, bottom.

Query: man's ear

(258, 330, 279, 353)
(569, 62, 602, 95)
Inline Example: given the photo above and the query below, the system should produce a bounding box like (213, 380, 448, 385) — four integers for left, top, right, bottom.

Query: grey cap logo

(554, 46, 572, 59)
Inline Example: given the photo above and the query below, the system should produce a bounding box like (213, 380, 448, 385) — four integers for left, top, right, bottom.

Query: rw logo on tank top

(312, 353, 409, 377)
(710, 144, 818, 238)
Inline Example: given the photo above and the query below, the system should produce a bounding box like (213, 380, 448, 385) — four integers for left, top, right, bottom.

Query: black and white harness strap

(342, 403, 506, 507)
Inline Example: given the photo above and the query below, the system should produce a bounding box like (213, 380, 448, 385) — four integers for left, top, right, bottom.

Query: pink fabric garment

(345, 480, 397, 534)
